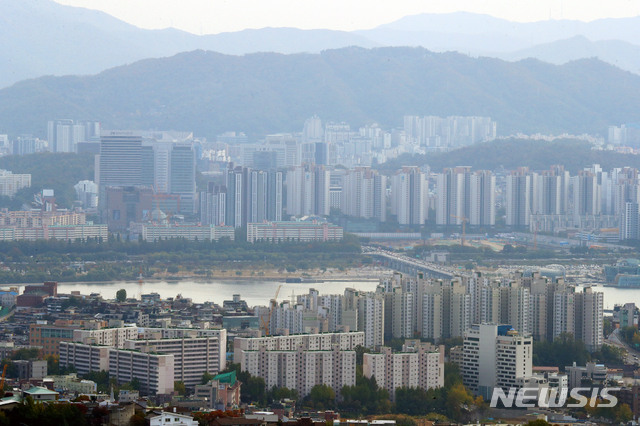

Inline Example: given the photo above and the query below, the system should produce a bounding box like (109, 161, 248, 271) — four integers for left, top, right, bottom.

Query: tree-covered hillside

(0, 153, 94, 209)
(1, 47, 640, 139)
(376, 139, 640, 173)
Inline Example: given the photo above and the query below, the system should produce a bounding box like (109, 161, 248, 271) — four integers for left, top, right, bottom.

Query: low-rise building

(194, 371, 242, 410)
(45, 373, 97, 393)
(149, 411, 198, 426)
(565, 362, 608, 389)
(247, 220, 343, 243)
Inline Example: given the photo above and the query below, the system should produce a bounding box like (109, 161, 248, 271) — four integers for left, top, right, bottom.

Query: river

(54, 279, 380, 306)
(10, 279, 640, 310)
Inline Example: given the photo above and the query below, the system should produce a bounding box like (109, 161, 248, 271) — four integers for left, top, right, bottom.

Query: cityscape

(3, 2, 640, 426)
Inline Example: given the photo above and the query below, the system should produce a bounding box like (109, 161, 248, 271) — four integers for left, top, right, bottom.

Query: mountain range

(2, 47, 640, 140)
(3, 1, 640, 88)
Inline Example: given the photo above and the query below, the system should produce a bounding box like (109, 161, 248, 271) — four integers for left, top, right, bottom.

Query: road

(606, 328, 640, 366)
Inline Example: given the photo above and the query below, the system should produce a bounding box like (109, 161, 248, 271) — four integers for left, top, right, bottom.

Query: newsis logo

(490, 387, 620, 408)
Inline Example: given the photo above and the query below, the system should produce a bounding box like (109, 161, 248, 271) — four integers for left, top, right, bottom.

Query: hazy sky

(54, 0, 640, 34)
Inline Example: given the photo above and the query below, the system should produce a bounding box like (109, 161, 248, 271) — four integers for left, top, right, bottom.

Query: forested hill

(0, 153, 94, 209)
(2, 47, 640, 139)
(376, 139, 640, 174)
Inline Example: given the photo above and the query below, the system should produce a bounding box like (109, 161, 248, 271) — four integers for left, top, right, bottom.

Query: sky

(53, 0, 640, 35)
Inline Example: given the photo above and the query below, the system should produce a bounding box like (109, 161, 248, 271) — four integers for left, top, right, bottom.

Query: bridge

(365, 247, 469, 280)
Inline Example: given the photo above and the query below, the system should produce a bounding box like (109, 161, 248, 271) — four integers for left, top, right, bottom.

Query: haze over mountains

(3, 0, 640, 88)
(2, 47, 640, 140)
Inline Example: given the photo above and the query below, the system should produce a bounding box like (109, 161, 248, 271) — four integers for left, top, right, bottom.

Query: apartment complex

(339, 167, 387, 222)
(246, 220, 343, 243)
(390, 166, 427, 226)
(233, 331, 364, 363)
(0, 170, 31, 197)
(363, 342, 445, 400)
(241, 345, 356, 398)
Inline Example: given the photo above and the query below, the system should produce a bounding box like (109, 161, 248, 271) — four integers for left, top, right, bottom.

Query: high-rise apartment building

(364, 343, 444, 400)
(340, 167, 387, 221)
(200, 184, 227, 226)
(572, 171, 600, 222)
(505, 168, 535, 227)
(469, 170, 495, 226)
(0, 170, 31, 197)
(391, 166, 427, 226)
(286, 164, 330, 217)
(224, 166, 283, 227)
(241, 345, 355, 398)
(436, 167, 469, 226)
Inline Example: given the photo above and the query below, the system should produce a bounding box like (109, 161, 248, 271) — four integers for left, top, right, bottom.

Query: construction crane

(260, 285, 282, 336)
(450, 215, 469, 246)
(138, 266, 144, 300)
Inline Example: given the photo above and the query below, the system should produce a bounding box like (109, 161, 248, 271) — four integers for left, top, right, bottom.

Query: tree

(285, 265, 296, 273)
(306, 384, 335, 411)
(174, 381, 186, 396)
(201, 372, 214, 385)
(116, 289, 127, 302)
(167, 265, 179, 274)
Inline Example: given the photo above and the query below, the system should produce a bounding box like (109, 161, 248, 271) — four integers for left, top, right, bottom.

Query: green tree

(167, 265, 179, 274)
(285, 265, 296, 273)
(307, 384, 335, 411)
(201, 372, 214, 385)
(174, 381, 186, 396)
(116, 289, 127, 302)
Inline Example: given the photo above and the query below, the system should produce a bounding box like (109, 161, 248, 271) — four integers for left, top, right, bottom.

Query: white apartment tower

(363, 343, 444, 401)
(241, 345, 355, 398)
(468, 170, 495, 226)
(341, 167, 387, 222)
(436, 167, 469, 226)
(391, 166, 427, 226)
(462, 324, 532, 400)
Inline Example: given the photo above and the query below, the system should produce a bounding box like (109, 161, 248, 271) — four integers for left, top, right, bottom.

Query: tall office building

(170, 144, 196, 214)
(391, 166, 427, 226)
(286, 164, 330, 217)
(462, 324, 532, 400)
(98, 130, 143, 212)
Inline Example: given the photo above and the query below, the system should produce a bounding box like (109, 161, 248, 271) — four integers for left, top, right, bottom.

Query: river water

(11, 279, 640, 310)
(54, 279, 380, 306)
